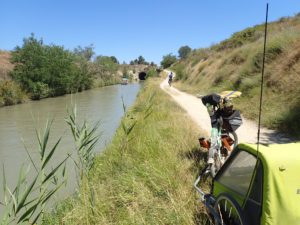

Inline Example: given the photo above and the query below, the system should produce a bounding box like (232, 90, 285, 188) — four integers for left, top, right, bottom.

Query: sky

(0, 0, 299, 64)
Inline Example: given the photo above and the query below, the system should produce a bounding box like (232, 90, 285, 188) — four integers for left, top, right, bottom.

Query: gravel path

(160, 71, 293, 144)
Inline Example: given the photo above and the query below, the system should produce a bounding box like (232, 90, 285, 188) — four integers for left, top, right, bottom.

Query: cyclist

(168, 72, 173, 86)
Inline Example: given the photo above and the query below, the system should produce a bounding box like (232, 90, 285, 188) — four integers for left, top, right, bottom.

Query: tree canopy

(178, 45, 192, 59)
(160, 54, 177, 68)
(10, 34, 93, 99)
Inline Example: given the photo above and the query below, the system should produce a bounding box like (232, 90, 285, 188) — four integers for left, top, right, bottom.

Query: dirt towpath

(161, 71, 293, 144)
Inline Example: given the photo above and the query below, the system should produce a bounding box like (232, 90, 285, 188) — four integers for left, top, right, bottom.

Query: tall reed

(0, 120, 68, 225)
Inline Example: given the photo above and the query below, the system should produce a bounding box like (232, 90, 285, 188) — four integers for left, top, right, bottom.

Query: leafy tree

(137, 55, 146, 64)
(10, 34, 92, 99)
(95, 56, 118, 77)
(146, 68, 159, 78)
(110, 56, 119, 64)
(160, 54, 177, 68)
(73, 44, 95, 61)
(150, 61, 156, 67)
(178, 45, 192, 59)
(130, 56, 149, 65)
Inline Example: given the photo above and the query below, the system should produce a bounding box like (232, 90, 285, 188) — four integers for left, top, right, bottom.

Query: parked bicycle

(198, 92, 243, 177)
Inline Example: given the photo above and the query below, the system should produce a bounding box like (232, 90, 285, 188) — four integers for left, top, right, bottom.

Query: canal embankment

(44, 78, 205, 225)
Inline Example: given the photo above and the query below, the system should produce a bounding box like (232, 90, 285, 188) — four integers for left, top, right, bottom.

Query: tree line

(160, 45, 192, 69)
(9, 34, 124, 100)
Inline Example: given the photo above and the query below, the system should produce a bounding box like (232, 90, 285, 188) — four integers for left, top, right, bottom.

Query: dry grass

(171, 13, 300, 136)
(0, 51, 13, 80)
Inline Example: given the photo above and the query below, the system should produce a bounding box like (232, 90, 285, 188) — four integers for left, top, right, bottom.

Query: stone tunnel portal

(138, 72, 147, 80)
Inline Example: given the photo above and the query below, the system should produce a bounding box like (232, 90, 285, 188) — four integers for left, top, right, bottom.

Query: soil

(161, 71, 293, 144)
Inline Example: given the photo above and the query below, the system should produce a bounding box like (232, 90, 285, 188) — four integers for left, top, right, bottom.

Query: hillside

(171, 13, 300, 137)
(0, 51, 13, 80)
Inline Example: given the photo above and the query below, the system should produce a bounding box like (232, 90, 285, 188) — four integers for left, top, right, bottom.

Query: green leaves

(10, 34, 93, 99)
(1, 120, 68, 224)
(66, 105, 101, 178)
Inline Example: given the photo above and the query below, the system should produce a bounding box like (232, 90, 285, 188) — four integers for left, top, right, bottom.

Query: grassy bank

(171, 14, 300, 137)
(44, 78, 207, 224)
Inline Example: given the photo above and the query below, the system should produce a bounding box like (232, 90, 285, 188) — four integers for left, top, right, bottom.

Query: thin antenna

(243, 4, 269, 210)
(257, 3, 269, 152)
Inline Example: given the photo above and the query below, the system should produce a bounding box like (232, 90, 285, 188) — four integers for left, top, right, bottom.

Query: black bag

(222, 110, 243, 132)
(201, 94, 221, 106)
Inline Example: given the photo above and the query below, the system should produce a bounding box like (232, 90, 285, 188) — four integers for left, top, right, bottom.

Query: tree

(10, 34, 93, 99)
(95, 55, 118, 76)
(150, 61, 156, 67)
(137, 55, 146, 64)
(160, 54, 177, 68)
(73, 44, 95, 61)
(178, 45, 192, 59)
(110, 56, 119, 64)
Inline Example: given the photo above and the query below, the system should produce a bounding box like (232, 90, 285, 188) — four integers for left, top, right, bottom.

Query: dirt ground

(161, 71, 293, 145)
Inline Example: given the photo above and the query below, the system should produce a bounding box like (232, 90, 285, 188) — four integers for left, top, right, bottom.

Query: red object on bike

(199, 137, 210, 149)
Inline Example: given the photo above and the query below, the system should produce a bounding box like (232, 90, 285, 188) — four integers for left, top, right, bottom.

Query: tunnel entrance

(138, 72, 147, 80)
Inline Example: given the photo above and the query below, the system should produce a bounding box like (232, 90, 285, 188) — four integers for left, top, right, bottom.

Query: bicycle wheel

(214, 194, 247, 225)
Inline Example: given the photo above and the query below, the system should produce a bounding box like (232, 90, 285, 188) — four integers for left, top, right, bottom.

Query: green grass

(44, 78, 207, 224)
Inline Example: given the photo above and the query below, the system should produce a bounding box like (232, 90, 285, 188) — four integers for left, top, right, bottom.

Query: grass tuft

(44, 79, 206, 225)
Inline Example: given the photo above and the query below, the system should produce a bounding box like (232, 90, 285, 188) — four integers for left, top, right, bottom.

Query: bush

(178, 45, 192, 59)
(10, 34, 93, 99)
(146, 67, 159, 78)
(30, 81, 50, 100)
(0, 80, 26, 106)
(160, 54, 177, 68)
(171, 63, 187, 80)
(213, 27, 262, 51)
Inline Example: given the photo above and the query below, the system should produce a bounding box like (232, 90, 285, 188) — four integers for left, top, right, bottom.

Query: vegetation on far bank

(0, 35, 158, 107)
(43, 78, 207, 225)
(168, 13, 300, 137)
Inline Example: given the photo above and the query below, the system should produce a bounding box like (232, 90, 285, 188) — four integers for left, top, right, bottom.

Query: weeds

(65, 105, 101, 179)
(45, 79, 200, 224)
(0, 120, 68, 225)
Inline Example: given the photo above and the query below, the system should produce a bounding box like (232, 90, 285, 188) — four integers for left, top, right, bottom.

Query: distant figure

(168, 72, 173, 86)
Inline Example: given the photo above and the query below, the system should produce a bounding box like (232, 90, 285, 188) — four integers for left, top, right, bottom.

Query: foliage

(213, 27, 262, 51)
(0, 120, 67, 224)
(10, 34, 93, 99)
(65, 106, 101, 179)
(95, 56, 118, 76)
(130, 55, 149, 65)
(160, 53, 177, 68)
(110, 56, 119, 64)
(178, 45, 192, 59)
(73, 45, 95, 61)
(171, 63, 187, 80)
(146, 67, 159, 78)
(44, 79, 201, 224)
(0, 80, 26, 106)
(167, 13, 300, 136)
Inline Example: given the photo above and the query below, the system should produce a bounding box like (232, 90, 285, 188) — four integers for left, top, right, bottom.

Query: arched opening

(138, 72, 147, 80)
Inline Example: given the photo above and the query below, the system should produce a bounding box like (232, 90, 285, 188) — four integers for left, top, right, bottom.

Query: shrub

(178, 45, 192, 59)
(10, 34, 93, 99)
(160, 54, 177, 68)
(146, 67, 159, 78)
(171, 63, 187, 80)
(0, 80, 26, 105)
(214, 27, 262, 51)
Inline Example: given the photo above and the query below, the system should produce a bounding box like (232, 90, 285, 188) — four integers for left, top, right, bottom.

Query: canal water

(0, 83, 140, 214)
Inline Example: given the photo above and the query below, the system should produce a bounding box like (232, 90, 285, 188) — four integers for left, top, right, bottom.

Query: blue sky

(0, 0, 299, 64)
